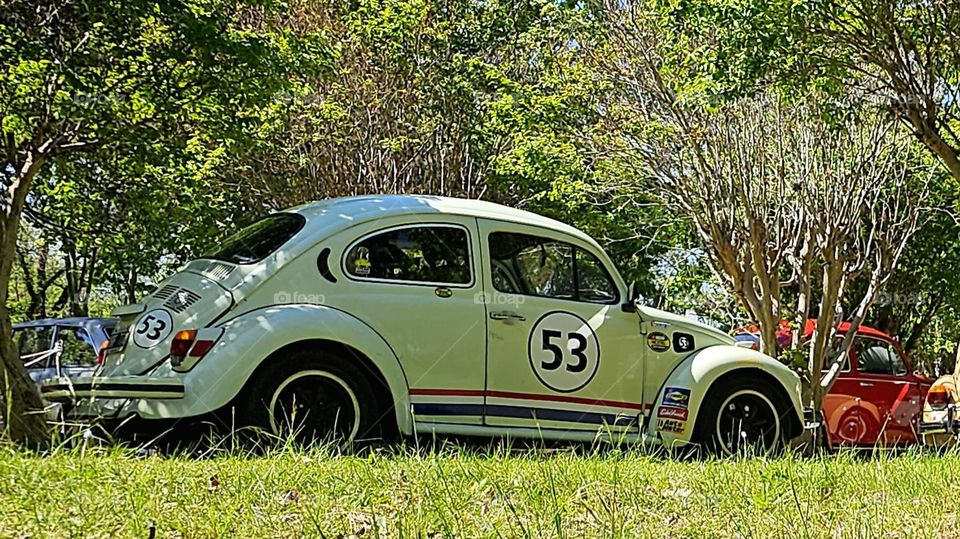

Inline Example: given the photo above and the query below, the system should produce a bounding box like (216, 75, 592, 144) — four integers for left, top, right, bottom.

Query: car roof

(735, 320, 897, 343)
(12, 317, 116, 331)
(287, 195, 599, 247)
(810, 320, 894, 342)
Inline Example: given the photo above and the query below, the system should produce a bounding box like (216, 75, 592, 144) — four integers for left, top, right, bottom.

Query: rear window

(204, 214, 305, 265)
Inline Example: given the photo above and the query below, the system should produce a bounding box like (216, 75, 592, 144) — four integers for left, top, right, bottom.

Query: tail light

(170, 328, 222, 371)
(927, 385, 952, 410)
(96, 340, 110, 365)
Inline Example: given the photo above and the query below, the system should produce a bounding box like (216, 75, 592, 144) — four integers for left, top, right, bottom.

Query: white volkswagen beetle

(42, 195, 804, 453)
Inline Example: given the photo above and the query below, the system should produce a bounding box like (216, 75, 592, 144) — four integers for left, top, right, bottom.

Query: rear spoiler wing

(111, 303, 147, 318)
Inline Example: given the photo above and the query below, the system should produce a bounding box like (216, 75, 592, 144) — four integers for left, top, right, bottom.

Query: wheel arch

(649, 345, 804, 446)
(238, 338, 404, 438)
(141, 304, 413, 433)
(691, 368, 804, 443)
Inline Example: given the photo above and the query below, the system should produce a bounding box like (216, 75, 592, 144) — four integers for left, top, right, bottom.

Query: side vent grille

(204, 261, 235, 281)
(152, 284, 179, 301)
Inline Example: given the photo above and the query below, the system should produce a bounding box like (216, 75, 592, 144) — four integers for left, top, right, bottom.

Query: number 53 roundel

(527, 311, 600, 393)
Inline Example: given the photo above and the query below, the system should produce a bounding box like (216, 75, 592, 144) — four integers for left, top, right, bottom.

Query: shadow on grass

(26, 412, 957, 465)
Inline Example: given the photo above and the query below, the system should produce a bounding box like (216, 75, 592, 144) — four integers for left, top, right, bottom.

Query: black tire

(694, 374, 792, 456)
(241, 348, 389, 447)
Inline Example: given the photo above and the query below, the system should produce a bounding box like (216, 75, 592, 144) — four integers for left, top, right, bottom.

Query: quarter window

(488, 232, 618, 304)
(345, 225, 471, 285)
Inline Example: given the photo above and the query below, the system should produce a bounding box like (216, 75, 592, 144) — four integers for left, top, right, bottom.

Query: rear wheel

(695, 375, 791, 456)
(242, 349, 388, 447)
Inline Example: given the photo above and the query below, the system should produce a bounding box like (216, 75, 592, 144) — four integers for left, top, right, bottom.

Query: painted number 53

(528, 311, 600, 393)
(132, 309, 174, 349)
(540, 330, 588, 373)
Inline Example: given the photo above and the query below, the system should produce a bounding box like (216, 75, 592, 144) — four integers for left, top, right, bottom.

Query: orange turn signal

(928, 385, 951, 410)
(170, 329, 198, 360)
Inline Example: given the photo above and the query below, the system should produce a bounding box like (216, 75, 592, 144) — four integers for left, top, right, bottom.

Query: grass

(0, 439, 958, 538)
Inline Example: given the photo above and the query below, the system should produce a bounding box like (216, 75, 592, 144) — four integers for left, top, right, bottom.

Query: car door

(822, 352, 872, 446)
(478, 219, 645, 433)
(851, 336, 921, 444)
(333, 216, 488, 426)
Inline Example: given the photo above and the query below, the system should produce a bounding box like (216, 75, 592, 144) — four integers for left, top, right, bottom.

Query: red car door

(824, 355, 875, 446)
(850, 336, 924, 445)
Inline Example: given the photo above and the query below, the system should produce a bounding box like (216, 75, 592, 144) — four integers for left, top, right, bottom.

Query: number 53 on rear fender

(42, 195, 804, 454)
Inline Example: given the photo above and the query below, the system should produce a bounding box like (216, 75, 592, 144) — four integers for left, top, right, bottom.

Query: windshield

(204, 214, 305, 265)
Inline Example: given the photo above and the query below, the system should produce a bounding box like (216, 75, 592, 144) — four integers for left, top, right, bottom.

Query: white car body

(43, 195, 804, 449)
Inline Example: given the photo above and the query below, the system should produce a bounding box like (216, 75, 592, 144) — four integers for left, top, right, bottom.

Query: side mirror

(621, 281, 640, 313)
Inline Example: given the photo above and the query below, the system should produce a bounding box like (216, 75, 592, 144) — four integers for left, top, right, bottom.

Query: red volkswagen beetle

(736, 321, 933, 447)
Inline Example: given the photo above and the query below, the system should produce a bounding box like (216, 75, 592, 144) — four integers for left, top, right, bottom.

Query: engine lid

(102, 267, 235, 376)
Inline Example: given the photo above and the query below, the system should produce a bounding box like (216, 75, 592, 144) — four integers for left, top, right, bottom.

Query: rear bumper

(920, 420, 958, 435)
(41, 376, 185, 401)
(919, 406, 960, 436)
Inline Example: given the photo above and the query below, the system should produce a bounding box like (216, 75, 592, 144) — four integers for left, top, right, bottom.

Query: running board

(41, 376, 185, 401)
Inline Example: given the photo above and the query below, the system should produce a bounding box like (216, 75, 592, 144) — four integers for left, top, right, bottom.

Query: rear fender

(131, 304, 413, 434)
(648, 345, 803, 447)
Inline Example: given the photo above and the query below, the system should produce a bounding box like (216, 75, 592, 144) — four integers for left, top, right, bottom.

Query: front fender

(129, 304, 413, 434)
(648, 345, 803, 447)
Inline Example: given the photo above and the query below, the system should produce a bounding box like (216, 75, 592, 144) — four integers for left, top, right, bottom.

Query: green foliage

(867, 167, 960, 373)
(226, 0, 671, 288)
(651, 0, 960, 352)
(2, 0, 334, 305)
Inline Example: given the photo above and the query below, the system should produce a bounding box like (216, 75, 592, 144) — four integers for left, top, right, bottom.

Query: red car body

(736, 321, 933, 447)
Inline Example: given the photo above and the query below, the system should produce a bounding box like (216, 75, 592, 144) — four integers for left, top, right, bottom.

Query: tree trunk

(0, 149, 50, 446)
(902, 107, 960, 183)
(0, 216, 50, 446)
(904, 297, 943, 354)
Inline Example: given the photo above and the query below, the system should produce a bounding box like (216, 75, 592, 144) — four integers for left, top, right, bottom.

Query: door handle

(489, 311, 526, 322)
(859, 382, 874, 387)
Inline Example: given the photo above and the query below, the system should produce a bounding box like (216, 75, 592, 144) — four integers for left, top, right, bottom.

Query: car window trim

(486, 230, 621, 305)
(341, 222, 476, 288)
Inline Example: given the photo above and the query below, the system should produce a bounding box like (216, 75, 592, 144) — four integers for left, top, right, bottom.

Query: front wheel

(695, 375, 791, 456)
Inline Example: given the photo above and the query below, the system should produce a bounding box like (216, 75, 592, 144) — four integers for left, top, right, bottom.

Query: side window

(57, 328, 95, 366)
(576, 249, 618, 304)
(14, 327, 54, 360)
(514, 240, 574, 299)
(488, 232, 618, 304)
(344, 225, 471, 285)
(855, 338, 905, 376)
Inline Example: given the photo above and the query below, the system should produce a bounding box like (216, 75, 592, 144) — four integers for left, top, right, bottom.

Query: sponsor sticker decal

(673, 332, 695, 353)
(647, 332, 670, 352)
(657, 406, 689, 421)
(353, 246, 372, 276)
(656, 418, 686, 433)
(661, 387, 691, 409)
